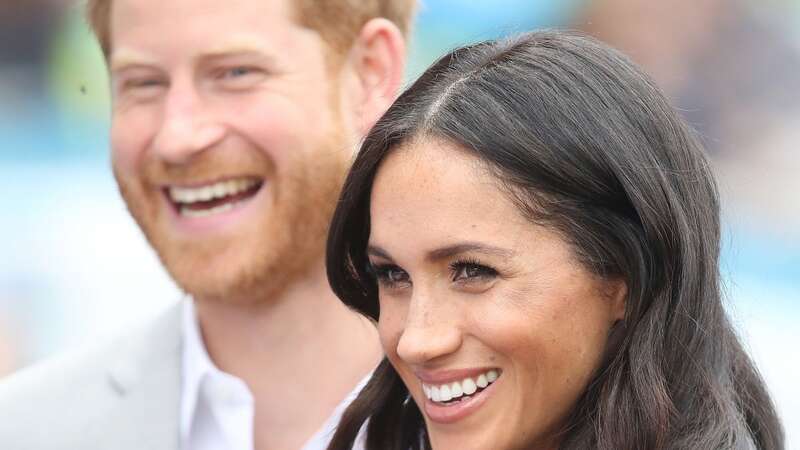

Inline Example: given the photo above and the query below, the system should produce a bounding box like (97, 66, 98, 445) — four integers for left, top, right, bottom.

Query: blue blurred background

(1, 0, 798, 443)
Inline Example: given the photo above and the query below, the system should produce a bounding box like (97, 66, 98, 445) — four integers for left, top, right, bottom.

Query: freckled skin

(368, 138, 627, 450)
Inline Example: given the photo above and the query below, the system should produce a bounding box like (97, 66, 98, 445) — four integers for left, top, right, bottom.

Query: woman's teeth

(422, 369, 499, 404)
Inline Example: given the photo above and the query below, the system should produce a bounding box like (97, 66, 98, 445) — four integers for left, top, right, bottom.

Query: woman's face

(368, 139, 626, 450)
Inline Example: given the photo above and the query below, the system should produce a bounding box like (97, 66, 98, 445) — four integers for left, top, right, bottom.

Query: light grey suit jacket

(0, 302, 183, 450)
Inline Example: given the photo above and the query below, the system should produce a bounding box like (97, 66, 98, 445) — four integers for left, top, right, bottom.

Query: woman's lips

(418, 368, 501, 424)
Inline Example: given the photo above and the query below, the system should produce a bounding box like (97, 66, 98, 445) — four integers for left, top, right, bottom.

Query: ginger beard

(113, 125, 350, 305)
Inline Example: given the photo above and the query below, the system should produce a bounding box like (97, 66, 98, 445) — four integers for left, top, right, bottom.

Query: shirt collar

(180, 298, 216, 444)
(180, 298, 372, 450)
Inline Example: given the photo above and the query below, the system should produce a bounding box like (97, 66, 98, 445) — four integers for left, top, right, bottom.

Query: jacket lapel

(104, 301, 184, 450)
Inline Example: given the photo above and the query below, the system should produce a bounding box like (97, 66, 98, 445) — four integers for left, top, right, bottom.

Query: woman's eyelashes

(368, 258, 500, 291)
(370, 263, 411, 289)
(449, 259, 499, 284)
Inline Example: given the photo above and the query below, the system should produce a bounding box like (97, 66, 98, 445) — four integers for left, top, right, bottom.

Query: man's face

(109, 0, 353, 303)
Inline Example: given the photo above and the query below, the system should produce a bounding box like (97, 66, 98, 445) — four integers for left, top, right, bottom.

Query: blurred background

(1, 0, 797, 444)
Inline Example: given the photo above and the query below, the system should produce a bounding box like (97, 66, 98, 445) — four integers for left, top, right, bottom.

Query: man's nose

(152, 82, 226, 164)
(395, 291, 463, 365)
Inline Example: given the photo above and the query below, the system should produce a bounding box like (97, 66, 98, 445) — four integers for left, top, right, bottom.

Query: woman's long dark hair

(326, 30, 783, 450)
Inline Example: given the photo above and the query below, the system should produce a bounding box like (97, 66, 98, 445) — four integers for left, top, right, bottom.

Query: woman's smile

(418, 368, 502, 424)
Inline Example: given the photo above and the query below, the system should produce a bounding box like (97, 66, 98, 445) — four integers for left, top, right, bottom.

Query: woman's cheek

(377, 299, 407, 356)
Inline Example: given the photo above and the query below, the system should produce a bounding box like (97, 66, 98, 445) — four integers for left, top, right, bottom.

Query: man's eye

(450, 260, 498, 282)
(123, 78, 165, 90)
(214, 66, 268, 90)
(220, 66, 259, 79)
(114, 77, 167, 101)
(136, 79, 162, 87)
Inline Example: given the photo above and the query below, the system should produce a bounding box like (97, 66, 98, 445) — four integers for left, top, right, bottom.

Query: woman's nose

(395, 291, 463, 365)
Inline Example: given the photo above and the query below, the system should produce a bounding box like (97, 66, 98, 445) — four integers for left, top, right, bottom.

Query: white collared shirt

(180, 300, 368, 450)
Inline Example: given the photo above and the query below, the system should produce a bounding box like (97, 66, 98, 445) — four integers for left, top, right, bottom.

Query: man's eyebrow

(426, 243, 514, 262)
(109, 39, 277, 73)
(198, 37, 276, 62)
(109, 49, 159, 72)
(195, 44, 279, 72)
(201, 47, 268, 59)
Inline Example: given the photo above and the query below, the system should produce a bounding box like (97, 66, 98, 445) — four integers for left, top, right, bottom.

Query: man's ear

(344, 18, 406, 135)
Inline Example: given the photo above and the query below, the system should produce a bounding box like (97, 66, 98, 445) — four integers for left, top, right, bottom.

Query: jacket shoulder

(0, 302, 183, 450)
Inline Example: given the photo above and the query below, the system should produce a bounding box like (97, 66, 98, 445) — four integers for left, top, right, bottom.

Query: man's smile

(165, 177, 264, 219)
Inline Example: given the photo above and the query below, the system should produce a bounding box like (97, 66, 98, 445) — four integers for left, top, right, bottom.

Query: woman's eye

(450, 261, 498, 282)
(371, 264, 411, 288)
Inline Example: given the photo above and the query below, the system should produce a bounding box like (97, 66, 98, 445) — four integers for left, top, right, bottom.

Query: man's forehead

(111, 0, 295, 18)
(107, 0, 306, 57)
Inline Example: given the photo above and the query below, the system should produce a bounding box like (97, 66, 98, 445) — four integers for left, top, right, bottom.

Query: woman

(325, 30, 783, 449)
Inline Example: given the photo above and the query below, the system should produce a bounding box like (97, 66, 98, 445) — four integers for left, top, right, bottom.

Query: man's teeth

(422, 369, 499, 404)
(180, 202, 235, 218)
(169, 178, 259, 204)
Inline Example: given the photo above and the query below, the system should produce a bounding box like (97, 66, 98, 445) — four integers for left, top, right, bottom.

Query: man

(0, 0, 413, 448)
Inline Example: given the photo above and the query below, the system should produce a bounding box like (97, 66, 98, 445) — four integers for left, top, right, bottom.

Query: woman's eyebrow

(426, 243, 514, 262)
(366, 245, 393, 261)
(367, 242, 515, 263)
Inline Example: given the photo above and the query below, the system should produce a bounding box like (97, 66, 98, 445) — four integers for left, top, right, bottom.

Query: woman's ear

(343, 18, 406, 135)
(606, 278, 628, 322)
